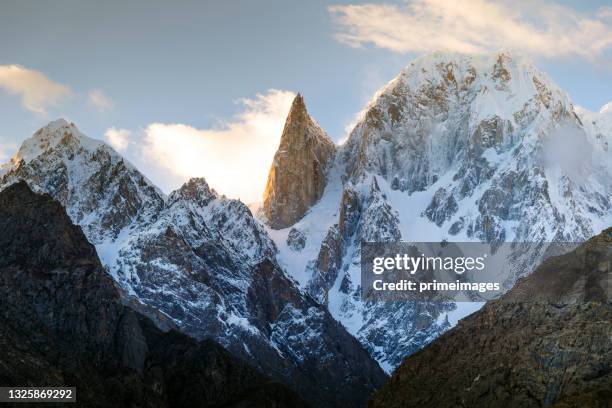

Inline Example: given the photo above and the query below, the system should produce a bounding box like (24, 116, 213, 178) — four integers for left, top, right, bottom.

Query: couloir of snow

(265, 163, 488, 372)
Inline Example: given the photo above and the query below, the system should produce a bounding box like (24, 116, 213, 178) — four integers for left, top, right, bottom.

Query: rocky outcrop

(263, 94, 336, 229)
(246, 260, 386, 407)
(0, 121, 386, 408)
(307, 187, 360, 303)
(368, 228, 612, 408)
(425, 187, 458, 226)
(0, 181, 308, 408)
(307, 177, 400, 304)
(302, 176, 451, 373)
(287, 227, 307, 251)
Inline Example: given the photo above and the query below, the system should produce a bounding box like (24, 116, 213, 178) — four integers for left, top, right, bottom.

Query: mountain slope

(266, 51, 612, 371)
(368, 227, 612, 408)
(0, 120, 386, 408)
(0, 181, 307, 408)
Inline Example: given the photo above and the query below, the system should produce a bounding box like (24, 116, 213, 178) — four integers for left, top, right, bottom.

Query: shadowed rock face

(368, 228, 612, 408)
(0, 121, 387, 408)
(264, 94, 336, 229)
(0, 181, 308, 408)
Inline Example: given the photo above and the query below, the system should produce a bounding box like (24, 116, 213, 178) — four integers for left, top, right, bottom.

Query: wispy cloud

(329, 0, 612, 61)
(0, 65, 71, 115)
(132, 89, 295, 203)
(104, 127, 130, 152)
(88, 89, 114, 112)
(0, 142, 17, 162)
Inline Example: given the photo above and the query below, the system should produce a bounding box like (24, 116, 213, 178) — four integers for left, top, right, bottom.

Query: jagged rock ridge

(263, 94, 336, 229)
(0, 181, 307, 408)
(0, 120, 386, 408)
(368, 228, 612, 408)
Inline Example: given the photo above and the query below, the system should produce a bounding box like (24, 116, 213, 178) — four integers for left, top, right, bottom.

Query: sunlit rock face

(263, 94, 336, 229)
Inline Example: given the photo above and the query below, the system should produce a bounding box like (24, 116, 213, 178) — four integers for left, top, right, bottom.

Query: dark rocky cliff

(0, 181, 307, 408)
(369, 228, 612, 408)
(0, 121, 387, 408)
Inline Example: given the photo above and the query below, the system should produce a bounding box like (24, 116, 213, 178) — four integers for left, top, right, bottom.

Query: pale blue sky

(0, 0, 611, 200)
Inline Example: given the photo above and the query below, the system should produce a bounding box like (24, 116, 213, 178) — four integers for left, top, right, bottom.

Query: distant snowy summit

(576, 101, 612, 152)
(13, 119, 102, 163)
(262, 50, 612, 371)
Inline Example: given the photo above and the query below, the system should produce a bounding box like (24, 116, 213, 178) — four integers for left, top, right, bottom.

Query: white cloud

(88, 89, 114, 112)
(136, 89, 295, 203)
(329, 0, 612, 61)
(0, 142, 17, 162)
(0, 65, 71, 114)
(104, 127, 130, 152)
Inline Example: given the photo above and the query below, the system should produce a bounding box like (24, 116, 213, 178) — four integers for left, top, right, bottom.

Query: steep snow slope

(576, 102, 612, 153)
(265, 51, 612, 371)
(0, 119, 386, 408)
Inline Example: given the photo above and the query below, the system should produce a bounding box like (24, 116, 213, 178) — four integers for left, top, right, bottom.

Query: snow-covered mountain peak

(346, 51, 573, 161)
(396, 49, 542, 85)
(265, 51, 611, 372)
(1, 120, 165, 242)
(376, 50, 569, 125)
(36, 117, 71, 133)
(13, 119, 104, 164)
(600, 101, 612, 114)
(341, 50, 583, 194)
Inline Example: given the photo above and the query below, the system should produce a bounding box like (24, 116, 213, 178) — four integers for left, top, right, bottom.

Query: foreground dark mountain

(0, 120, 385, 408)
(0, 181, 308, 408)
(369, 228, 612, 408)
